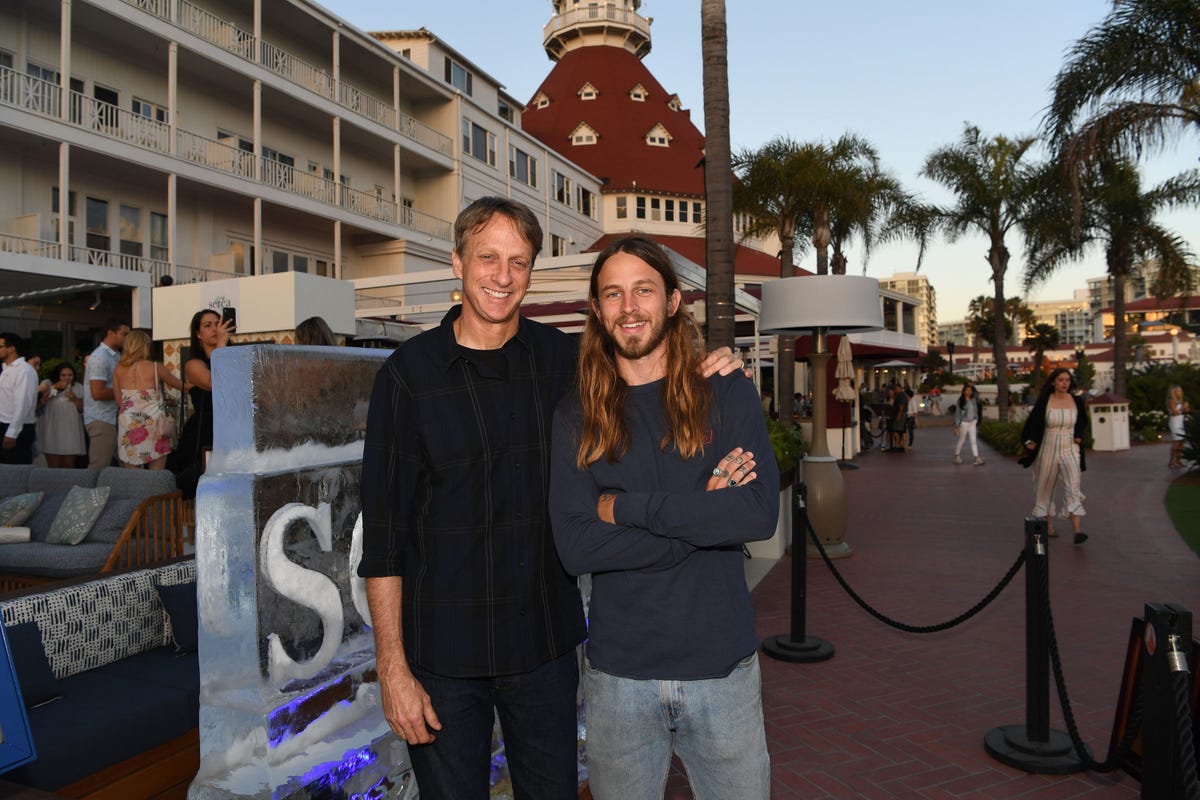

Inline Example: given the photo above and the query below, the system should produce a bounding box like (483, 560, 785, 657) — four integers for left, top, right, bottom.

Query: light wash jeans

(582, 652, 770, 800)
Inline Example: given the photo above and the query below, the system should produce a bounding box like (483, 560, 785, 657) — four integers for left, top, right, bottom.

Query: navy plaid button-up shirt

(359, 307, 586, 677)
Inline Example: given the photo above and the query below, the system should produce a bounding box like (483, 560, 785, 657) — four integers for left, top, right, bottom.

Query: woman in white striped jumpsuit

(1020, 369, 1089, 544)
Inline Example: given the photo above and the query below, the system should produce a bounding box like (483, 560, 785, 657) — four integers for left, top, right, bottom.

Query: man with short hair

(548, 236, 778, 798)
(359, 199, 740, 799)
(0, 332, 39, 465)
(83, 318, 129, 469)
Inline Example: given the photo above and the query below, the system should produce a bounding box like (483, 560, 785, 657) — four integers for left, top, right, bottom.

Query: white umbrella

(833, 335, 856, 402)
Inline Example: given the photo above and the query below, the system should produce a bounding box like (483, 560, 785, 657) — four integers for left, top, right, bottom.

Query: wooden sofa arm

(101, 491, 186, 573)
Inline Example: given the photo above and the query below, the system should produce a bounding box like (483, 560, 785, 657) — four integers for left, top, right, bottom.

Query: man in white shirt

(0, 332, 40, 465)
(83, 319, 129, 469)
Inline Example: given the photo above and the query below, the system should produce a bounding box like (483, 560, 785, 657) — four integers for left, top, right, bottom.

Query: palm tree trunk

(1111, 271, 1128, 397)
(813, 208, 831, 276)
(990, 243, 1010, 422)
(701, 0, 735, 350)
(776, 232, 796, 423)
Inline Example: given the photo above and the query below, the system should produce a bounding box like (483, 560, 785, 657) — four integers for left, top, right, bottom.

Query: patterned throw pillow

(45, 486, 111, 545)
(0, 492, 43, 527)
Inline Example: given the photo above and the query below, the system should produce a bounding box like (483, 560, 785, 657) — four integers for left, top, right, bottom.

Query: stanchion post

(761, 481, 835, 663)
(1141, 603, 1193, 799)
(984, 516, 1084, 774)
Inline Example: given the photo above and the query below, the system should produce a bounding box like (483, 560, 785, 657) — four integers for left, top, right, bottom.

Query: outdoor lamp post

(946, 340, 955, 375)
(760, 275, 884, 558)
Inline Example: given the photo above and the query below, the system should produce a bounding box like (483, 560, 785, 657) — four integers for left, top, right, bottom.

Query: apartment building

(876, 272, 936, 348)
(1026, 293, 1090, 346)
(0, 0, 605, 356)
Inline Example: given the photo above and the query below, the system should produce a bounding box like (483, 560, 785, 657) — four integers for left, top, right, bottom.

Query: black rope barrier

(1172, 669, 1200, 800)
(805, 515, 1026, 634)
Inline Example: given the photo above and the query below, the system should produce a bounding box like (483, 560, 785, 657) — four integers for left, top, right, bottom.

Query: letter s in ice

(349, 511, 370, 628)
(259, 502, 343, 685)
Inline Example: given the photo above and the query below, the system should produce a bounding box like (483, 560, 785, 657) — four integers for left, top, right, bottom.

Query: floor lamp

(760, 276, 884, 559)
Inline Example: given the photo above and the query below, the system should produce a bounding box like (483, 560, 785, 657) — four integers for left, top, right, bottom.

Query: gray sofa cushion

(0, 542, 114, 579)
(24, 494, 67, 543)
(0, 492, 43, 527)
(28, 468, 98, 495)
(85, 498, 142, 545)
(0, 465, 31, 498)
(97, 468, 175, 500)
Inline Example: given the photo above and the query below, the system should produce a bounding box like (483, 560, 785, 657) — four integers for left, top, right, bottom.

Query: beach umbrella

(833, 335, 856, 402)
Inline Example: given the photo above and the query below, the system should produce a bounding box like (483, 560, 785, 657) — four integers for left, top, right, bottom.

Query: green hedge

(979, 420, 1026, 457)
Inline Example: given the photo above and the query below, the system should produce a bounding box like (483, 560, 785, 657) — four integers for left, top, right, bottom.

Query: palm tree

(1045, 0, 1200, 169)
(827, 161, 915, 276)
(701, 0, 735, 350)
(731, 136, 812, 419)
(1023, 157, 1200, 396)
(1024, 322, 1061, 389)
(922, 124, 1041, 422)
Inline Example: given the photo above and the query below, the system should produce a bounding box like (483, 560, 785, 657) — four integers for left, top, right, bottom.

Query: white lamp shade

(760, 275, 885, 334)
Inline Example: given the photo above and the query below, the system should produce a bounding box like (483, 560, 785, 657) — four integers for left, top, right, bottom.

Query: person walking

(1020, 368, 1089, 544)
(83, 319, 130, 469)
(114, 330, 183, 470)
(1166, 384, 1189, 468)
(905, 387, 917, 450)
(0, 333, 39, 465)
(38, 362, 86, 468)
(953, 383, 984, 465)
(549, 236, 776, 798)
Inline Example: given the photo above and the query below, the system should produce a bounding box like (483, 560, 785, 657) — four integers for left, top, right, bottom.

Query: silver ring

(712, 467, 726, 477)
(728, 478, 739, 486)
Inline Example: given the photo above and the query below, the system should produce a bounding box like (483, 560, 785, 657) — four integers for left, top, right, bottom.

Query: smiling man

(549, 236, 778, 799)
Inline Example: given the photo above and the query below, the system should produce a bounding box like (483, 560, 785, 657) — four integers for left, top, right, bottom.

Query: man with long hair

(549, 236, 777, 798)
(359, 202, 742, 798)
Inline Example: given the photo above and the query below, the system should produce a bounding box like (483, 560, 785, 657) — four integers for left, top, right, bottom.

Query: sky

(320, 0, 1199, 323)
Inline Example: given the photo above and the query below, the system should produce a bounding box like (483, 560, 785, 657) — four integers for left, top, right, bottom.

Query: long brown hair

(575, 236, 710, 468)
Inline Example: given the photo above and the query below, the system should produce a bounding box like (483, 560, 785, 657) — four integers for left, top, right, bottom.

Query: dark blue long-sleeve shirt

(549, 371, 779, 680)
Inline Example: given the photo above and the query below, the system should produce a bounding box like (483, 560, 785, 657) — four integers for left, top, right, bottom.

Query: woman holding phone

(168, 308, 233, 497)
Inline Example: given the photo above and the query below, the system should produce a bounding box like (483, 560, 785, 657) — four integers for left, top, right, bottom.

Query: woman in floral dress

(113, 330, 183, 470)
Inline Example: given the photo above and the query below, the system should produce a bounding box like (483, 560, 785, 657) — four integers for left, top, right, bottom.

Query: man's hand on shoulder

(699, 347, 744, 378)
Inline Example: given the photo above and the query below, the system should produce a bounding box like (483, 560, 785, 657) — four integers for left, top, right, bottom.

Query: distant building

(876, 272, 936, 347)
(1027, 294, 1090, 346)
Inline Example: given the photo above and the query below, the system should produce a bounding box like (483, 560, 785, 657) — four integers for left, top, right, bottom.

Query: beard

(603, 313, 670, 361)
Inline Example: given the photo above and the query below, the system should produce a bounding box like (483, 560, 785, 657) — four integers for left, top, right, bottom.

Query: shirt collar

(439, 305, 532, 371)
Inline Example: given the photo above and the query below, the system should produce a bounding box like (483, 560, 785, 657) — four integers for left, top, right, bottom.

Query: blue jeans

(408, 650, 579, 800)
(582, 652, 770, 800)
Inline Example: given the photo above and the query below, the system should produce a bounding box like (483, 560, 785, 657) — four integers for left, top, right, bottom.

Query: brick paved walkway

(670, 424, 1200, 798)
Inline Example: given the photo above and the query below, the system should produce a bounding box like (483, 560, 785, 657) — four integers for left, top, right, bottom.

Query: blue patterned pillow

(0, 492, 43, 527)
(45, 486, 111, 545)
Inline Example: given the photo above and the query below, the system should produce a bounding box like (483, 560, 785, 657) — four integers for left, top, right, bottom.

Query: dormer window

(645, 123, 672, 147)
(570, 122, 599, 146)
(667, 94, 682, 111)
(533, 91, 551, 109)
(629, 83, 648, 102)
(578, 82, 599, 100)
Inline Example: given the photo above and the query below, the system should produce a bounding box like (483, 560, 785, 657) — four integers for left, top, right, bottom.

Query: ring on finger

(728, 477, 739, 486)
(712, 467, 727, 477)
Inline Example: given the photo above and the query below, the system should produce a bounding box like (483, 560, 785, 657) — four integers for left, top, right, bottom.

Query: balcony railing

(118, 0, 452, 156)
(0, 231, 224, 284)
(0, 65, 452, 234)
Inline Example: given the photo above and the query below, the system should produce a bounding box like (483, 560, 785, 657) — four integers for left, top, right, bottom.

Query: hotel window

(665, 199, 675, 222)
(150, 212, 168, 261)
(0, 50, 13, 69)
(444, 57, 473, 96)
(579, 188, 596, 220)
(667, 94, 682, 111)
(692, 202, 702, 223)
(463, 120, 496, 167)
(119, 205, 142, 257)
(636, 196, 646, 219)
(678, 201, 689, 222)
(272, 251, 290, 273)
(629, 84, 647, 102)
(132, 97, 168, 123)
(86, 197, 109, 251)
(52, 188, 76, 244)
(646, 126, 670, 147)
(650, 197, 661, 221)
(553, 171, 573, 207)
(572, 127, 597, 145)
(533, 92, 550, 109)
(615, 196, 627, 219)
(498, 100, 514, 122)
(578, 82, 598, 100)
(551, 234, 567, 257)
(509, 146, 538, 187)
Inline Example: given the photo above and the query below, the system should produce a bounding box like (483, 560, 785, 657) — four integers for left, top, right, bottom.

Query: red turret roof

(522, 46, 707, 196)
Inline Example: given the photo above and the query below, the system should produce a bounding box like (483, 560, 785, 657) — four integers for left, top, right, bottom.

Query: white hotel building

(0, 0, 603, 355)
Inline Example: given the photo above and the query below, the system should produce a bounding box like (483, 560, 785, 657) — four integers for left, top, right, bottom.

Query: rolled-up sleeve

(358, 358, 419, 578)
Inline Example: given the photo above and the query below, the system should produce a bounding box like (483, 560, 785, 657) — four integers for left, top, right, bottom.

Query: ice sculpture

(187, 344, 418, 800)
